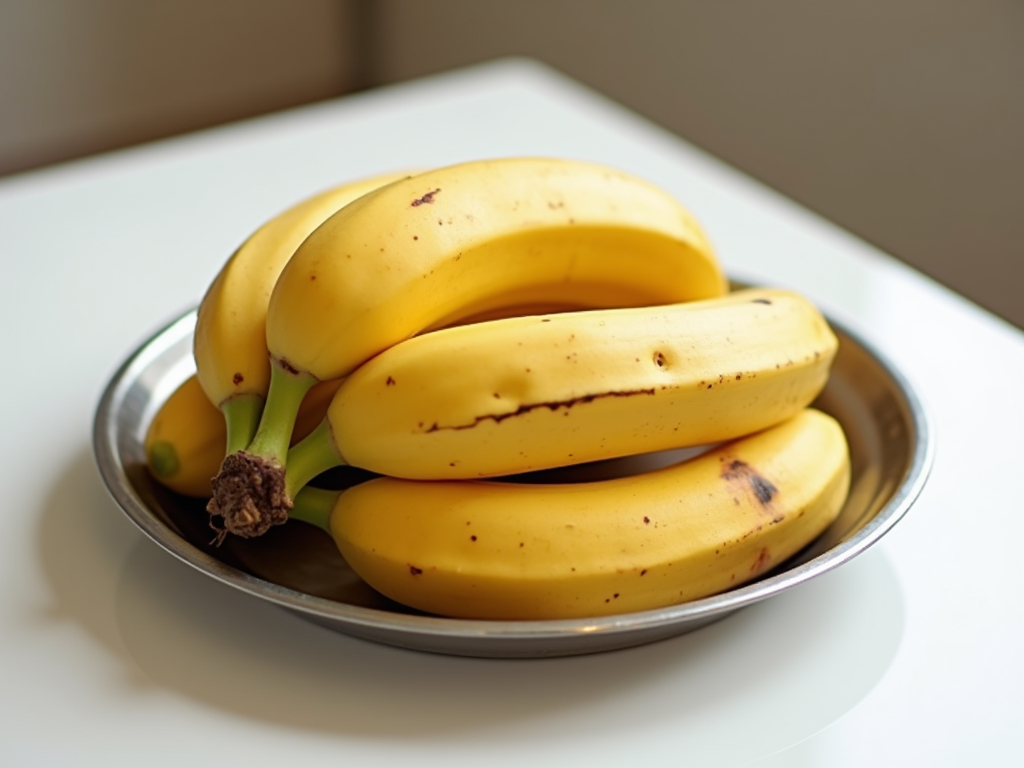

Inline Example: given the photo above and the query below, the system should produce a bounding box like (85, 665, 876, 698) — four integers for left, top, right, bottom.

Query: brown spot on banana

(751, 547, 771, 574)
(423, 388, 657, 432)
(276, 357, 301, 376)
(720, 458, 785, 522)
(411, 188, 440, 206)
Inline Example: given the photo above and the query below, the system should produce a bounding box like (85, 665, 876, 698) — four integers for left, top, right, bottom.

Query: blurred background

(2, 0, 1021, 327)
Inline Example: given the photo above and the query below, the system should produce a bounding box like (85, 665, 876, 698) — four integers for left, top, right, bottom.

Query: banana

(145, 374, 343, 497)
(283, 287, 838, 496)
(146, 375, 225, 497)
(193, 169, 413, 455)
(211, 156, 727, 535)
(289, 408, 850, 620)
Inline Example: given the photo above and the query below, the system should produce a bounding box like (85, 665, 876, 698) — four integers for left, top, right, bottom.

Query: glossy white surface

(1, 58, 1021, 766)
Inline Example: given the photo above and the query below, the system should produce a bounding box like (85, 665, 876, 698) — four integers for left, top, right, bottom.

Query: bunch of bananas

(145, 157, 850, 620)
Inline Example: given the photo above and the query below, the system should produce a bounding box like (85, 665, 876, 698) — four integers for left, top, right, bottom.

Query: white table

(1, 58, 1021, 767)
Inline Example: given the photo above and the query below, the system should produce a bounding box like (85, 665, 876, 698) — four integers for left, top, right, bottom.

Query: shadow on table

(33, 447, 146, 678)
(37, 447, 906, 763)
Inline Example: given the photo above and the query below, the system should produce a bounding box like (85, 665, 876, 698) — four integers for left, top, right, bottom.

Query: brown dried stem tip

(207, 451, 292, 539)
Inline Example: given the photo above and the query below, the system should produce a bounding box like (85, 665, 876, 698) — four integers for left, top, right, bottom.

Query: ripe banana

(146, 375, 225, 497)
(212, 156, 726, 536)
(193, 169, 413, 454)
(289, 408, 850, 620)
(283, 287, 838, 497)
(145, 374, 343, 497)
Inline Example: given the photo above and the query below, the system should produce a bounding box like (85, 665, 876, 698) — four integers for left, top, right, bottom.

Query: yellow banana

(266, 157, 724, 383)
(145, 374, 343, 497)
(193, 169, 413, 454)
(284, 287, 838, 495)
(289, 408, 850, 620)
(146, 375, 225, 497)
(212, 156, 726, 535)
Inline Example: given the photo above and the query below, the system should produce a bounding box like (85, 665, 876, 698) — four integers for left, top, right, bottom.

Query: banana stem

(288, 486, 340, 533)
(221, 393, 264, 456)
(246, 362, 318, 465)
(284, 419, 347, 501)
(207, 362, 318, 538)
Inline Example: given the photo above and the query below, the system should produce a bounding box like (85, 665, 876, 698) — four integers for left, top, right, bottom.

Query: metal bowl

(93, 307, 932, 658)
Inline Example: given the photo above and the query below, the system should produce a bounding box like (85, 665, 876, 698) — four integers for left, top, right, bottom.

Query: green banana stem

(207, 361, 317, 539)
(284, 418, 348, 501)
(221, 393, 264, 456)
(288, 486, 340, 533)
(245, 362, 318, 466)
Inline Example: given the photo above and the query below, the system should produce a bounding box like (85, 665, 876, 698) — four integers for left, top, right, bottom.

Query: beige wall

(368, 0, 1024, 329)
(2, 0, 1022, 328)
(0, 0, 353, 174)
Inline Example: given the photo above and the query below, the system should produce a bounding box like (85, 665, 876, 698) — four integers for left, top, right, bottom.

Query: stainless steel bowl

(93, 308, 932, 658)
